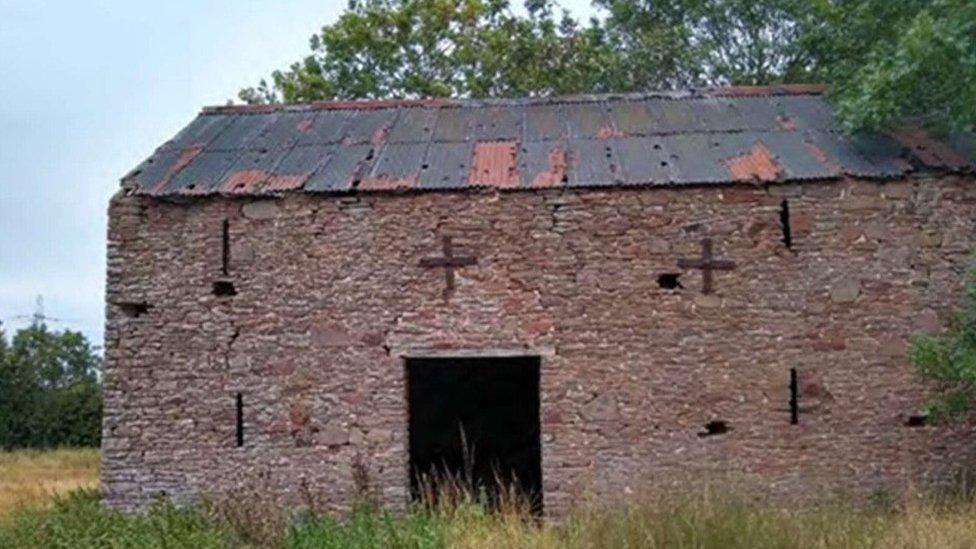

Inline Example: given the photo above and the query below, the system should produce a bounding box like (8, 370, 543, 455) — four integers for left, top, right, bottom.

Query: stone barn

(104, 85, 976, 516)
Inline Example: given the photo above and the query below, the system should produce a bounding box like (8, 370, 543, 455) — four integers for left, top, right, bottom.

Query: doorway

(406, 356, 542, 512)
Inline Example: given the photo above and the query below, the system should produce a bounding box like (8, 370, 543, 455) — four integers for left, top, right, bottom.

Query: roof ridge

(201, 84, 828, 115)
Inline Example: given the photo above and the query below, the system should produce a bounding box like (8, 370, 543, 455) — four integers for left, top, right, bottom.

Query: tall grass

(2, 450, 976, 548)
(4, 488, 976, 549)
(0, 489, 236, 548)
(0, 448, 99, 514)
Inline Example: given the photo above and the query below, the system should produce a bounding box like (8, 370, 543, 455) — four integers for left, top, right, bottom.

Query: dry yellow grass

(436, 493, 976, 549)
(0, 449, 99, 515)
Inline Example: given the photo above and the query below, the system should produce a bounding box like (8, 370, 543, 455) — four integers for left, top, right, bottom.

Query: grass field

(0, 448, 99, 514)
(2, 450, 976, 547)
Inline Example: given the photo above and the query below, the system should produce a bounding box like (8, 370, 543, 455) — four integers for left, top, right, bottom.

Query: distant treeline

(0, 322, 101, 449)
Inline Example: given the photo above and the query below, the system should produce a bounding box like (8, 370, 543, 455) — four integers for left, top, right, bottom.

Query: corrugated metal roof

(121, 85, 975, 197)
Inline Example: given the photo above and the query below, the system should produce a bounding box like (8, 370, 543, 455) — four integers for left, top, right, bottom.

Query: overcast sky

(0, 0, 595, 348)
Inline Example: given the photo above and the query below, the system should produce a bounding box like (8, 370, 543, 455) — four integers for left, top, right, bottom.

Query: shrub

(912, 270, 976, 420)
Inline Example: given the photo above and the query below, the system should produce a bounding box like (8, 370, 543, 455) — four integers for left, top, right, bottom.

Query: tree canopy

(799, 0, 976, 133)
(0, 321, 102, 449)
(240, 0, 627, 102)
(241, 0, 975, 133)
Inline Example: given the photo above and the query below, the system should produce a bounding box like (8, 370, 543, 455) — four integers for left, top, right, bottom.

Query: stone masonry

(103, 175, 976, 516)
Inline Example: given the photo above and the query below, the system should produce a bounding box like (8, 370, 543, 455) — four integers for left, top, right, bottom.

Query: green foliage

(0, 323, 8, 360)
(0, 489, 235, 549)
(596, 0, 811, 86)
(912, 272, 976, 420)
(800, 0, 976, 133)
(0, 322, 102, 449)
(242, 0, 976, 133)
(599, 0, 976, 132)
(0, 324, 9, 439)
(289, 505, 444, 549)
(239, 0, 628, 103)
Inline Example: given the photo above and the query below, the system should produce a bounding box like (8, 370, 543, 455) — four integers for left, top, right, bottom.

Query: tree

(0, 323, 10, 445)
(0, 323, 8, 373)
(598, 0, 976, 132)
(799, 0, 976, 133)
(242, 0, 976, 133)
(239, 0, 643, 103)
(0, 322, 102, 449)
(912, 272, 976, 420)
(596, 0, 810, 87)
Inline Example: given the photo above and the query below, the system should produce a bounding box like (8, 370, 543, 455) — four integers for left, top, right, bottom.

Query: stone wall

(103, 176, 976, 515)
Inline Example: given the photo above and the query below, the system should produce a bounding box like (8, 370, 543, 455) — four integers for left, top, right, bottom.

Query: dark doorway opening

(407, 356, 542, 513)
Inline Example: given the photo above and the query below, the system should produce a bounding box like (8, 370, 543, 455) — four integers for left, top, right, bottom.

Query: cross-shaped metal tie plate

(677, 238, 736, 294)
(419, 236, 477, 301)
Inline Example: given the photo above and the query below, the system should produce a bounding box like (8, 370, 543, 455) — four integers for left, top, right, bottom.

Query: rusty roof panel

(304, 144, 370, 192)
(296, 110, 354, 145)
(248, 112, 318, 151)
(340, 109, 399, 145)
(565, 102, 613, 139)
(123, 148, 182, 192)
(610, 101, 655, 136)
(362, 142, 428, 190)
(762, 132, 838, 180)
(662, 134, 733, 184)
(123, 88, 971, 196)
(846, 134, 912, 177)
(207, 114, 276, 151)
(566, 139, 621, 186)
(725, 140, 783, 182)
(164, 150, 241, 194)
(519, 141, 568, 188)
(431, 108, 469, 142)
(689, 98, 750, 133)
(647, 99, 705, 134)
(387, 108, 437, 143)
(800, 133, 848, 171)
(469, 141, 520, 188)
(728, 96, 788, 131)
(218, 148, 293, 194)
(802, 133, 876, 177)
(890, 127, 974, 171)
(286, 144, 336, 190)
(612, 137, 674, 185)
(431, 107, 521, 142)
(419, 142, 475, 189)
(269, 145, 333, 191)
(159, 114, 234, 151)
(775, 95, 839, 131)
(524, 104, 566, 141)
(465, 107, 523, 141)
(276, 144, 332, 174)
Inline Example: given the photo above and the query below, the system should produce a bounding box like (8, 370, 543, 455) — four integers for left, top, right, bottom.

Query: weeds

(0, 489, 234, 548)
(3, 451, 976, 548)
(204, 484, 289, 548)
(6, 489, 976, 549)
